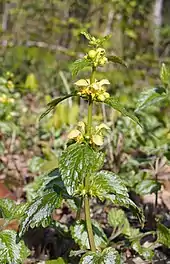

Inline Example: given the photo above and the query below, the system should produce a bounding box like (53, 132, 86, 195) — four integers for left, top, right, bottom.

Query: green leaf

(135, 179, 161, 195)
(0, 199, 28, 220)
(108, 55, 127, 67)
(81, 32, 111, 47)
(80, 251, 99, 264)
(39, 94, 76, 120)
(106, 194, 143, 224)
(81, 31, 93, 41)
(157, 223, 170, 248)
(88, 170, 128, 200)
(108, 208, 141, 238)
(70, 220, 108, 250)
(0, 199, 16, 219)
(108, 208, 130, 232)
(135, 87, 167, 112)
(104, 97, 141, 126)
(18, 191, 61, 238)
(59, 143, 105, 195)
(46, 258, 66, 264)
(80, 247, 121, 264)
(0, 230, 30, 264)
(70, 58, 92, 76)
(88, 170, 144, 225)
(131, 240, 154, 261)
(160, 63, 170, 85)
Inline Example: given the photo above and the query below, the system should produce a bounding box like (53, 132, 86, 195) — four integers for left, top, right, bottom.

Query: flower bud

(99, 57, 108, 66)
(88, 50, 97, 59)
(97, 94, 106, 102)
(103, 92, 110, 99)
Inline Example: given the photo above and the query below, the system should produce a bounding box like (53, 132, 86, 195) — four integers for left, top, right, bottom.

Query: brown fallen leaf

(0, 182, 16, 200)
(0, 219, 19, 231)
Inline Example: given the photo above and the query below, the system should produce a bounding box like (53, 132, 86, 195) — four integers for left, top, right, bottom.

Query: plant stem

(87, 96, 93, 137)
(84, 195, 96, 252)
(84, 66, 96, 252)
(87, 66, 96, 137)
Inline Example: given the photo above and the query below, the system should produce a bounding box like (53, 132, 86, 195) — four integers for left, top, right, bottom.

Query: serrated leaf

(81, 31, 93, 41)
(106, 194, 143, 224)
(157, 223, 170, 248)
(70, 58, 92, 76)
(42, 168, 70, 198)
(80, 251, 99, 264)
(101, 247, 121, 264)
(59, 143, 105, 195)
(104, 97, 141, 126)
(135, 179, 161, 195)
(160, 63, 170, 85)
(108, 55, 127, 67)
(131, 240, 154, 261)
(80, 247, 121, 264)
(135, 87, 167, 112)
(0, 199, 28, 220)
(108, 208, 141, 238)
(88, 170, 144, 225)
(18, 191, 61, 238)
(88, 170, 128, 200)
(0, 230, 30, 264)
(71, 220, 107, 250)
(108, 208, 129, 232)
(0, 199, 16, 219)
(40, 94, 76, 120)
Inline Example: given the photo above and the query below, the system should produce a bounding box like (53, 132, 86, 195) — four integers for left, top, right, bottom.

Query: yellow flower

(67, 129, 81, 139)
(0, 94, 14, 104)
(75, 78, 110, 101)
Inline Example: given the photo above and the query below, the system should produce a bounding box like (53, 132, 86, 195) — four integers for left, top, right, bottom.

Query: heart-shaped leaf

(0, 230, 30, 264)
(80, 247, 121, 264)
(70, 220, 108, 250)
(59, 143, 105, 195)
(18, 191, 62, 238)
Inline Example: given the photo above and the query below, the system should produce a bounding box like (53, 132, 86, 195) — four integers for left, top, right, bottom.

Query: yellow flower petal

(68, 129, 81, 139)
(92, 134, 104, 146)
(99, 79, 110, 86)
(74, 79, 89, 86)
(96, 123, 110, 131)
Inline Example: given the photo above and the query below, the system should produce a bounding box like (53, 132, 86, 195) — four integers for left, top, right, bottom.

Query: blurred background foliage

(0, 0, 170, 197)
